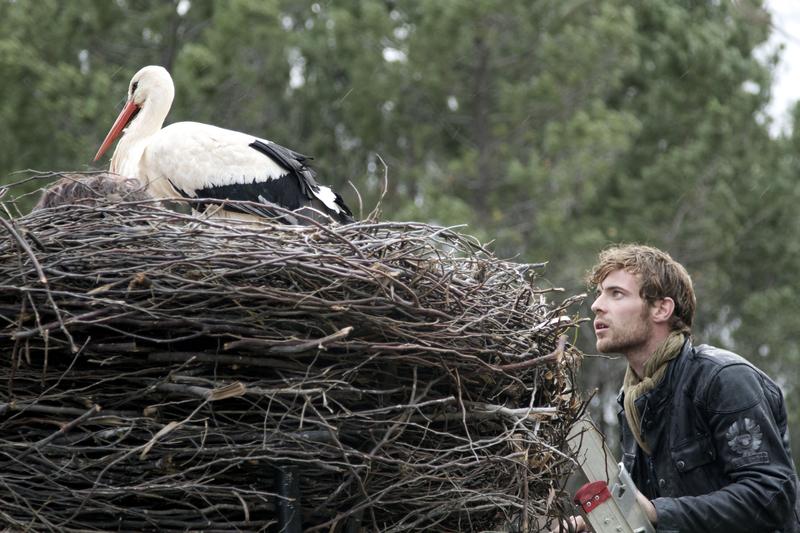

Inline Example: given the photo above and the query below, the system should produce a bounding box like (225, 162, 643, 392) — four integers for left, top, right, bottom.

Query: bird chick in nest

(33, 173, 151, 210)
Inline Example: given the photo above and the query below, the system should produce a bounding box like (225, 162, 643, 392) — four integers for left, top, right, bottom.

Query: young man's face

(590, 269, 652, 355)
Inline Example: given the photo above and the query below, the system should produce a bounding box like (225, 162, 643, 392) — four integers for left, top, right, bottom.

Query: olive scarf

(622, 330, 686, 455)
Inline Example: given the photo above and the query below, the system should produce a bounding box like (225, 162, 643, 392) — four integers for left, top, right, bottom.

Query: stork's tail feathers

(328, 190, 355, 224)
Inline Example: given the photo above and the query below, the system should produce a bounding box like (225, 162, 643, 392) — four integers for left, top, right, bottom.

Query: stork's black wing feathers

(193, 178, 310, 218)
(249, 139, 354, 223)
(248, 139, 319, 198)
(168, 140, 354, 225)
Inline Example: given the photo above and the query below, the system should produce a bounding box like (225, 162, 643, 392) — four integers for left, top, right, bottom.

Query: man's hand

(552, 515, 589, 533)
(636, 490, 657, 524)
(554, 491, 655, 532)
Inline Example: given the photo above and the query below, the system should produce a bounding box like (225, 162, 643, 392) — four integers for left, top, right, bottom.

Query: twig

(17, 404, 101, 460)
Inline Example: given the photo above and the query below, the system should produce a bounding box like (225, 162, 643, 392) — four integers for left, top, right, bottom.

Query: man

(567, 244, 799, 532)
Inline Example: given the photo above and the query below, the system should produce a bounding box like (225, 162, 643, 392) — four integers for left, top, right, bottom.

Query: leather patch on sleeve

(731, 451, 769, 468)
(726, 418, 770, 468)
(726, 418, 762, 455)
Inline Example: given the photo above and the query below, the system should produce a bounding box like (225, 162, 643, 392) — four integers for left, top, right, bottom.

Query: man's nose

(590, 295, 603, 314)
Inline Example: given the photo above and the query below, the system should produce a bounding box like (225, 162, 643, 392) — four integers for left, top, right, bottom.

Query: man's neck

(626, 331, 671, 379)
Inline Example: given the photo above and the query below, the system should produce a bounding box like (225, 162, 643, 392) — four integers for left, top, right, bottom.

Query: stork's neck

(127, 91, 172, 140)
(111, 91, 173, 174)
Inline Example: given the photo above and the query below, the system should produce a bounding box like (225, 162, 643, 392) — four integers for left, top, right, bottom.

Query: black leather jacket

(618, 339, 800, 533)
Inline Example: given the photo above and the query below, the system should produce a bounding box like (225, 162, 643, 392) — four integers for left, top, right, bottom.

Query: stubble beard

(596, 307, 652, 355)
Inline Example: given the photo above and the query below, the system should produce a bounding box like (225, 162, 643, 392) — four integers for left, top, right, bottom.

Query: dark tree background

(1, 0, 798, 458)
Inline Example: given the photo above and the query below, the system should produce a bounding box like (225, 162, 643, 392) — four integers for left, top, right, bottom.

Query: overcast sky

(764, 0, 800, 134)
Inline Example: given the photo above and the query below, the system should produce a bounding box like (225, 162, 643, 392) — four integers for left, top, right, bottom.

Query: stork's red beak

(94, 100, 140, 161)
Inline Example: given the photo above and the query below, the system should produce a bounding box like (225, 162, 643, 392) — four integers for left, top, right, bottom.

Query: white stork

(94, 65, 354, 224)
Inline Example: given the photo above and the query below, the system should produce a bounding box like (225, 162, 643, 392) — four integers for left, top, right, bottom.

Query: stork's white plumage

(94, 65, 354, 224)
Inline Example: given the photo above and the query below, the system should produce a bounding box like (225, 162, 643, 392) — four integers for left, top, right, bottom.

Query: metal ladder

(567, 417, 655, 533)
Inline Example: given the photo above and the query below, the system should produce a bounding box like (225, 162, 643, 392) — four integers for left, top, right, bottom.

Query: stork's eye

(131, 81, 139, 94)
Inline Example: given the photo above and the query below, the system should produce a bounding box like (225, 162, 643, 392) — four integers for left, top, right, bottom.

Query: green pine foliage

(1, 0, 798, 455)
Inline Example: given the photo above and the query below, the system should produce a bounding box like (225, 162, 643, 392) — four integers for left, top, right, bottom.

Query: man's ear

(651, 297, 675, 324)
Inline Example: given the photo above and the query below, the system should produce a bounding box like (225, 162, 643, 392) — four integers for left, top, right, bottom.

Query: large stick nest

(0, 184, 584, 532)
